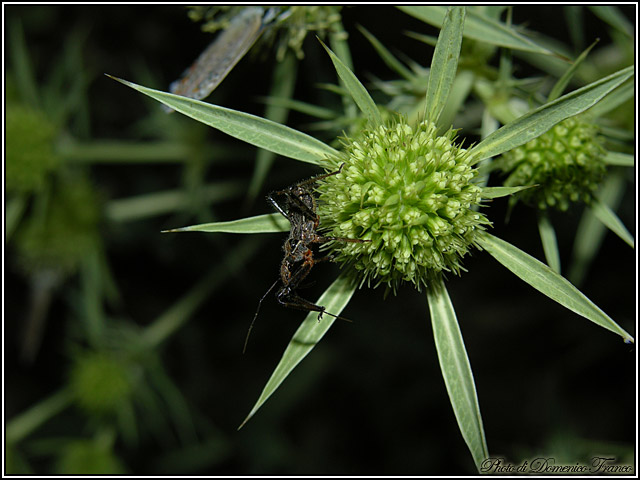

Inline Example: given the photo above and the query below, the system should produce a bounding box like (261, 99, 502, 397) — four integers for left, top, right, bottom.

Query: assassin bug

(244, 164, 368, 353)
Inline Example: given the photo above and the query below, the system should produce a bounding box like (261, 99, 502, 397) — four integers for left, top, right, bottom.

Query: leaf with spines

(399, 6, 557, 56)
(239, 274, 357, 429)
(589, 198, 635, 248)
(427, 277, 489, 472)
(537, 213, 561, 273)
(317, 39, 383, 127)
(478, 232, 634, 343)
(107, 75, 338, 165)
(162, 213, 289, 234)
(469, 66, 634, 163)
(424, 6, 465, 125)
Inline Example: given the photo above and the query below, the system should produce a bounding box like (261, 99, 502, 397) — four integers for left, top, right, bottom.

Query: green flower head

(317, 117, 491, 293)
(15, 176, 102, 275)
(494, 116, 607, 211)
(69, 351, 134, 417)
(6, 104, 60, 195)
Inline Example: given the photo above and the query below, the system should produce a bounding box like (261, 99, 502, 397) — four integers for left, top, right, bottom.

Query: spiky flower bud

(494, 116, 606, 211)
(317, 119, 490, 293)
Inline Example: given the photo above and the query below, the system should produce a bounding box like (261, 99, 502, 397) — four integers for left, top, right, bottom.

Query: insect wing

(165, 7, 265, 112)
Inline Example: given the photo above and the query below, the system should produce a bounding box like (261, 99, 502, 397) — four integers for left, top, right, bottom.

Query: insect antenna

(244, 278, 280, 354)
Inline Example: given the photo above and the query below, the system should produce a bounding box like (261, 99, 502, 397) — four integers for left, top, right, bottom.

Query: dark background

(5, 5, 636, 475)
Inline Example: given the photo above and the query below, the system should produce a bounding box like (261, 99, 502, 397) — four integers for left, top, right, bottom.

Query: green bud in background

(15, 176, 102, 275)
(6, 104, 60, 195)
(494, 116, 607, 211)
(69, 351, 134, 417)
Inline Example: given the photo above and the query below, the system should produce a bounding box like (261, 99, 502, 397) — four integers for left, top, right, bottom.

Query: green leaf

(567, 172, 626, 285)
(590, 198, 635, 248)
(162, 213, 290, 234)
(588, 6, 633, 38)
(537, 213, 561, 273)
(438, 69, 475, 133)
(107, 75, 338, 165)
(479, 185, 535, 199)
(547, 40, 598, 102)
(477, 232, 634, 343)
(6, 195, 27, 242)
(8, 18, 40, 107)
(329, 26, 359, 120)
(142, 238, 262, 348)
(61, 140, 192, 163)
(317, 39, 383, 127)
(603, 151, 634, 167)
(426, 277, 489, 472)
(6, 389, 73, 443)
(469, 66, 634, 163)
(425, 6, 465, 125)
(239, 274, 357, 429)
(106, 181, 245, 223)
(257, 96, 337, 120)
(585, 78, 633, 118)
(399, 6, 556, 56)
(247, 51, 298, 204)
(357, 25, 415, 81)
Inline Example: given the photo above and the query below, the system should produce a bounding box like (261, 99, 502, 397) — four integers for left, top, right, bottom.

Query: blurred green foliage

(4, 5, 634, 475)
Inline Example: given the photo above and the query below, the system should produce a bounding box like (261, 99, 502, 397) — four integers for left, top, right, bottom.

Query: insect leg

(266, 191, 293, 220)
(244, 277, 280, 354)
(274, 187, 318, 221)
(277, 289, 353, 324)
(295, 163, 346, 189)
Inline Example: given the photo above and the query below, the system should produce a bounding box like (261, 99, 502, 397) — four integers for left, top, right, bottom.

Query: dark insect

(244, 164, 368, 352)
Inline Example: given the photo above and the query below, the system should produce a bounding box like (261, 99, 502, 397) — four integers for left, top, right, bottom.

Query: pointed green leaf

(469, 66, 634, 163)
(317, 39, 383, 127)
(480, 185, 536, 199)
(425, 6, 465, 125)
(438, 69, 475, 132)
(142, 238, 262, 349)
(6, 195, 27, 242)
(603, 151, 634, 167)
(239, 274, 357, 429)
(358, 25, 415, 81)
(329, 27, 359, 120)
(477, 232, 634, 343)
(585, 78, 633, 118)
(257, 96, 337, 120)
(106, 181, 245, 223)
(399, 6, 556, 56)
(588, 6, 633, 38)
(590, 198, 635, 248)
(107, 75, 338, 165)
(6, 389, 73, 443)
(568, 172, 626, 285)
(162, 213, 290, 234)
(537, 213, 561, 273)
(8, 19, 40, 107)
(426, 277, 489, 472)
(248, 51, 298, 203)
(548, 40, 598, 102)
